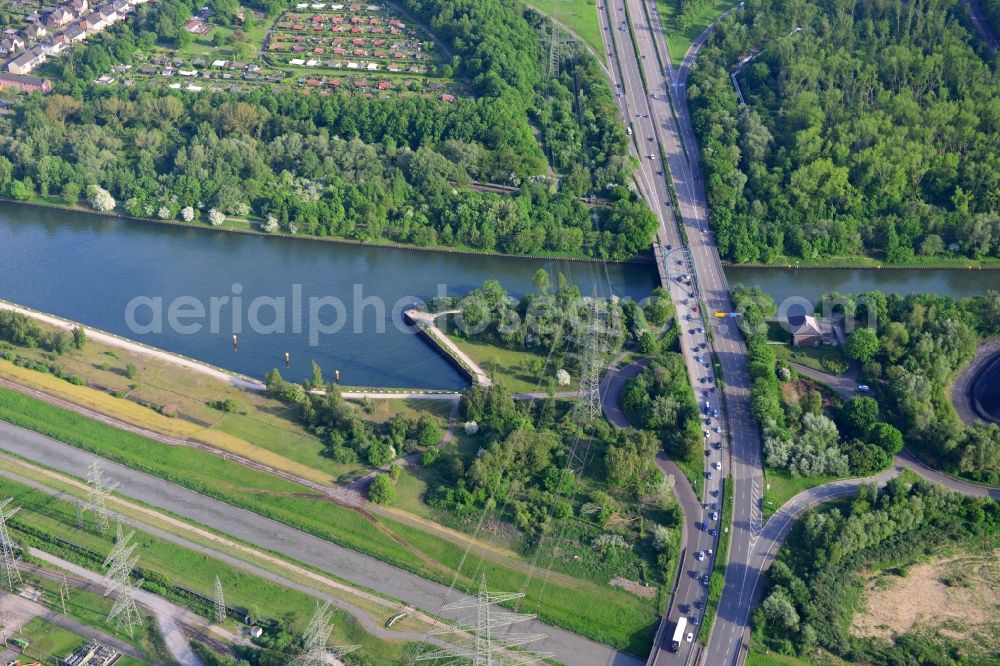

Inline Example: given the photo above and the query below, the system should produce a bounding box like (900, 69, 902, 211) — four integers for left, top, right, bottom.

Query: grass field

(12, 572, 167, 662)
(528, 0, 604, 56)
(0, 474, 413, 661)
(15, 617, 144, 666)
(763, 468, 840, 518)
(654, 0, 743, 65)
(448, 334, 574, 394)
(0, 319, 455, 488)
(774, 344, 849, 376)
(15, 618, 102, 665)
(0, 386, 659, 653)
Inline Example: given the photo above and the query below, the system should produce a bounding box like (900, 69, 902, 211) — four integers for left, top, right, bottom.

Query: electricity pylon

(86, 461, 118, 534)
(416, 575, 552, 665)
(293, 601, 359, 666)
(0, 498, 22, 593)
(102, 525, 142, 638)
(0, 610, 21, 645)
(214, 576, 226, 623)
(569, 295, 617, 424)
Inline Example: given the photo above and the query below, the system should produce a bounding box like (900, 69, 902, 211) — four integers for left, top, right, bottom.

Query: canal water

(3, 205, 999, 388)
(725, 266, 1000, 304)
(0, 205, 655, 388)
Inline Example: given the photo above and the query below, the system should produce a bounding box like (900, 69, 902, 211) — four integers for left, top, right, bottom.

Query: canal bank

(0, 197, 655, 265)
(725, 266, 1000, 305)
(2, 203, 656, 388)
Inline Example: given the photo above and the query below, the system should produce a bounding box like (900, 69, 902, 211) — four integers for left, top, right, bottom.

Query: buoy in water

(233, 334, 238, 350)
(284, 352, 290, 367)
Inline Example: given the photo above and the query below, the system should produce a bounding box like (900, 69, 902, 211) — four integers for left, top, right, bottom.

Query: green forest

(688, 0, 1000, 263)
(0, 0, 659, 259)
(736, 287, 1000, 485)
(752, 478, 998, 663)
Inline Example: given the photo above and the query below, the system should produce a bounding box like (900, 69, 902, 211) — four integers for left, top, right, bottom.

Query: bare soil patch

(610, 576, 657, 599)
(851, 550, 1000, 643)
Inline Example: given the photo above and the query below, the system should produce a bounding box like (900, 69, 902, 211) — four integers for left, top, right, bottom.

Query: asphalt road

(597, 1, 763, 663)
(0, 421, 642, 666)
(598, 4, 1000, 664)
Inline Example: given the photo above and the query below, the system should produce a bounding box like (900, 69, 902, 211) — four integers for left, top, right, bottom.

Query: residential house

(46, 8, 74, 27)
(0, 72, 51, 93)
(65, 24, 87, 41)
(0, 35, 26, 54)
(82, 12, 106, 32)
(98, 5, 121, 25)
(787, 314, 834, 347)
(25, 23, 47, 40)
(69, 0, 90, 16)
(41, 37, 68, 55)
(7, 47, 46, 75)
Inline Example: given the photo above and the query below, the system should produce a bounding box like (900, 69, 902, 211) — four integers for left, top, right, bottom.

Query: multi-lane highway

(595, 2, 763, 664)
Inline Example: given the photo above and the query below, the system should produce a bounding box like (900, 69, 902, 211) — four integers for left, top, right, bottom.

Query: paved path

(24, 550, 227, 666)
(0, 464, 467, 651)
(789, 362, 858, 400)
(403, 310, 492, 387)
(0, 299, 264, 392)
(0, 591, 146, 663)
(0, 299, 465, 401)
(723, 451, 998, 662)
(0, 421, 641, 666)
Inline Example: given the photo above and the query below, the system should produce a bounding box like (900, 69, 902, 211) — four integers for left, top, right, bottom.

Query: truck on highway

(670, 616, 688, 652)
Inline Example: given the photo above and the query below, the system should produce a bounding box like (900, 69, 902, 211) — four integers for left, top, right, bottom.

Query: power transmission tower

(0, 498, 22, 593)
(0, 610, 21, 646)
(86, 461, 118, 534)
(293, 601, 359, 666)
(569, 295, 617, 425)
(101, 526, 142, 638)
(416, 574, 551, 665)
(60, 574, 69, 615)
(213, 575, 226, 623)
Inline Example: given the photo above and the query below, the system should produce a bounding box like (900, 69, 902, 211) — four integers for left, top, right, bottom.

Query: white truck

(670, 616, 688, 652)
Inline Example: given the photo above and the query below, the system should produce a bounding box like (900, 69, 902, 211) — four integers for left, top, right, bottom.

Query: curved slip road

(600, 359, 705, 665)
(0, 420, 642, 666)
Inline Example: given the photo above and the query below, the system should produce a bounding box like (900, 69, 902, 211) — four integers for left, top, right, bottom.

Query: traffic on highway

(596, 1, 765, 664)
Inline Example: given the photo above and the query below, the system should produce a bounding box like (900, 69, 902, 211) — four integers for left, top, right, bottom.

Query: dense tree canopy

(753, 478, 998, 662)
(3, 0, 656, 258)
(689, 0, 1000, 263)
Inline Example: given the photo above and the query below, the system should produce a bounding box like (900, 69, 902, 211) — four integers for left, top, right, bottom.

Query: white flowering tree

(556, 369, 571, 386)
(463, 420, 479, 435)
(180, 206, 195, 222)
(263, 214, 279, 233)
(233, 202, 250, 217)
(157, 206, 171, 219)
(87, 185, 116, 212)
(207, 208, 226, 226)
